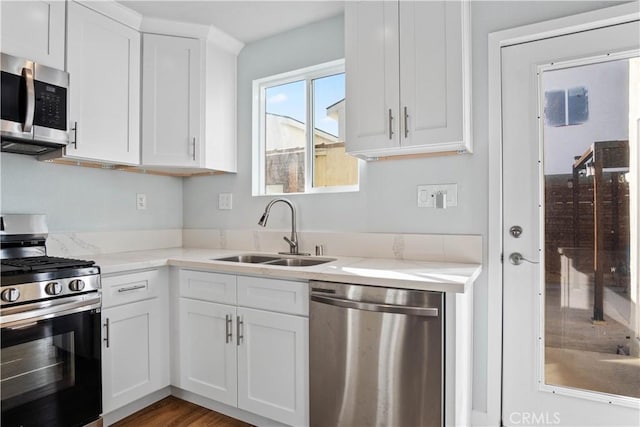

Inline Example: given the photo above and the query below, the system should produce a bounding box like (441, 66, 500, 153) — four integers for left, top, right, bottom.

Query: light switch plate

(136, 193, 147, 210)
(417, 184, 458, 208)
(218, 193, 233, 210)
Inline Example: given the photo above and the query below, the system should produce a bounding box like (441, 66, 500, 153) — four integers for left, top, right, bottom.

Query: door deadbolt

(509, 225, 523, 238)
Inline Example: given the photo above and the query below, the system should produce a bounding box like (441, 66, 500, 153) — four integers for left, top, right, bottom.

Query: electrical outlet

(136, 193, 147, 210)
(218, 193, 233, 210)
(417, 184, 458, 208)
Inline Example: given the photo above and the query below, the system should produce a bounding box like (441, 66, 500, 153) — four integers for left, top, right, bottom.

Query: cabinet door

(399, 0, 470, 152)
(237, 308, 308, 426)
(142, 34, 201, 167)
(0, 0, 65, 69)
(102, 298, 168, 413)
(179, 298, 237, 406)
(66, 1, 141, 164)
(203, 43, 237, 172)
(344, 1, 400, 155)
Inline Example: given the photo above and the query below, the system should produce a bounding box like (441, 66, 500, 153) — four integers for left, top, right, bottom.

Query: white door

(102, 299, 166, 413)
(66, 2, 140, 165)
(179, 298, 237, 406)
(237, 307, 308, 426)
(502, 20, 640, 425)
(142, 33, 201, 167)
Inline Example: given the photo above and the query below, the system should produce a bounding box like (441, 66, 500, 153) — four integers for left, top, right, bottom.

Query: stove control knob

(69, 279, 85, 292)
(1, 288, 20, 303)
(45, 282, 62, 295)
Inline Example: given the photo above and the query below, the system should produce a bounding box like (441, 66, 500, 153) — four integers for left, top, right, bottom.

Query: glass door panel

(542, 56, 640, 399)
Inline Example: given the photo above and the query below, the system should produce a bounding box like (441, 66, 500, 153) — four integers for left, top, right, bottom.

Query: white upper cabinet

(142, 34, 201, 168)
(0, 0, 65, 69)
(65, 1, 141, 164)
(203, 42, 237, 172)
(344, 1, 400, 153)
(345, 0, 471, 159)
(141, 31, 238, 173)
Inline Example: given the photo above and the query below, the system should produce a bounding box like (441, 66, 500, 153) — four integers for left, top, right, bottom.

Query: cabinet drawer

(237, 276, 308, 316)
(102, 270, 161, 309)
(179, 270, 237, 304)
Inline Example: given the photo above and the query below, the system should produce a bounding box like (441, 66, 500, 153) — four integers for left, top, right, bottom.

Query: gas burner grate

(1, 256, 95, 272)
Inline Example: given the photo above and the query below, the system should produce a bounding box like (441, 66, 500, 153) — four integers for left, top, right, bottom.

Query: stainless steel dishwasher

(310, 280, 443, 427)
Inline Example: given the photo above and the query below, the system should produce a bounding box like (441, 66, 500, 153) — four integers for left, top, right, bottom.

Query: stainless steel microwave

(0, 53, 69, 155)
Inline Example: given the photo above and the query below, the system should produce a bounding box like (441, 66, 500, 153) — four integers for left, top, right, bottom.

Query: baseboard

(170, 387, 288, 427)
(102, 387, 171, 426)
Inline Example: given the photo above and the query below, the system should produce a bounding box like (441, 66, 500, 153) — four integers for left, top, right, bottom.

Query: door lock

(509, 225, 523, 238)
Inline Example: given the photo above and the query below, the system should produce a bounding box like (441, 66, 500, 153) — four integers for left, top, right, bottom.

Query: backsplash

(183, 229, 482, 264)
(45, 227, 481, 265)
(46, 229, 182, 257)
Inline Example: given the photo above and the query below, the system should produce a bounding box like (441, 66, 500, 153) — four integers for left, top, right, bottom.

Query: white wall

(0, 153, 183, 232)
(543, 60, 629, 175)
(183, 2, 628, 420)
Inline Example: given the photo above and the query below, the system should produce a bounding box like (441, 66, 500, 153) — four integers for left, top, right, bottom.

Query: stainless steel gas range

(0, 214, 102, 427)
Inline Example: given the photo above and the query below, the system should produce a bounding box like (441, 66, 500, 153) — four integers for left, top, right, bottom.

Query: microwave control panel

(34, 81, 67, 131)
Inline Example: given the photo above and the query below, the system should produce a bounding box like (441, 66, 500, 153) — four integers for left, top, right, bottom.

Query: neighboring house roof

(265, 113, 338, 151)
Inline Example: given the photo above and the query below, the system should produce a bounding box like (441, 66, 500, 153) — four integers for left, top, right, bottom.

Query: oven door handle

(1, 294, 101, 329)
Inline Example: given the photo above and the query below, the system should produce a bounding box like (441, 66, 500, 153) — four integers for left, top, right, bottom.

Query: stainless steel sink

(214, 254, 282, 263)
(212, 254, 335, 267)
(265, 257, 335, 267)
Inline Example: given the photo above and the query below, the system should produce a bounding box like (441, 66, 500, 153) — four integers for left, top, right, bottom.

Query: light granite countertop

(89, 248, 481, 293)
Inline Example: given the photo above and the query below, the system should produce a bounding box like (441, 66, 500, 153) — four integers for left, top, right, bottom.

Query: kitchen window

(252, 60, 359, 195)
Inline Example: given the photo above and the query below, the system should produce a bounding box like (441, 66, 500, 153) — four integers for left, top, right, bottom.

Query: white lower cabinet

(101, 269, 169, 414)
(237, 307, 308, 426)
(179, 298, 237, 406)
(177, 270, 308, 426)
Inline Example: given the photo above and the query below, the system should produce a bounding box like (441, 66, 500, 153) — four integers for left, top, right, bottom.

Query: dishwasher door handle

(311, 294, 439, 317)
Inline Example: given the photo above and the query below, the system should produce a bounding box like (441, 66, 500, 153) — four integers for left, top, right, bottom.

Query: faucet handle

(283, 236, 297, 252)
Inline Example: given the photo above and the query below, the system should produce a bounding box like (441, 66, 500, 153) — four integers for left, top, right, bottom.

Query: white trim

(140, 16, 209, 39)
(207, 25, 244, 55)
(487, 2, 640, 426)
(73, 0, 142, 30)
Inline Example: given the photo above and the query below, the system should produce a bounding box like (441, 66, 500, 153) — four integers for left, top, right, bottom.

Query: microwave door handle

(21, 67, 35, 133)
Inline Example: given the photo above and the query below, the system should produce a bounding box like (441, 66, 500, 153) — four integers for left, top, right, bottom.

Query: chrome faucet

(258, 198, 309, 256)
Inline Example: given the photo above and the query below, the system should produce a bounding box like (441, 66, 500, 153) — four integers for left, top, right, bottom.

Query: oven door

(1, 299, 102, 427)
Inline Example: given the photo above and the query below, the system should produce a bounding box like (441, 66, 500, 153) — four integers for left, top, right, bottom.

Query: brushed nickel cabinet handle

(117, 284, 145, 293)
(404, 106, 409, 138)
(236, 316, 243, 346)
(225, 314, 233, 343)
(71, 121, 78, 148)
(388, 109, 394, 140)
(103, 318, 110, 348)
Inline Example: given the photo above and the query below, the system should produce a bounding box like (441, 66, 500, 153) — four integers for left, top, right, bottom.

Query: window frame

(251, 59, 359, 196)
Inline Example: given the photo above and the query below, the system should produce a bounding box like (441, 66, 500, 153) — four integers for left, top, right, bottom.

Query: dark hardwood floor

(112, 396, 253, 427)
